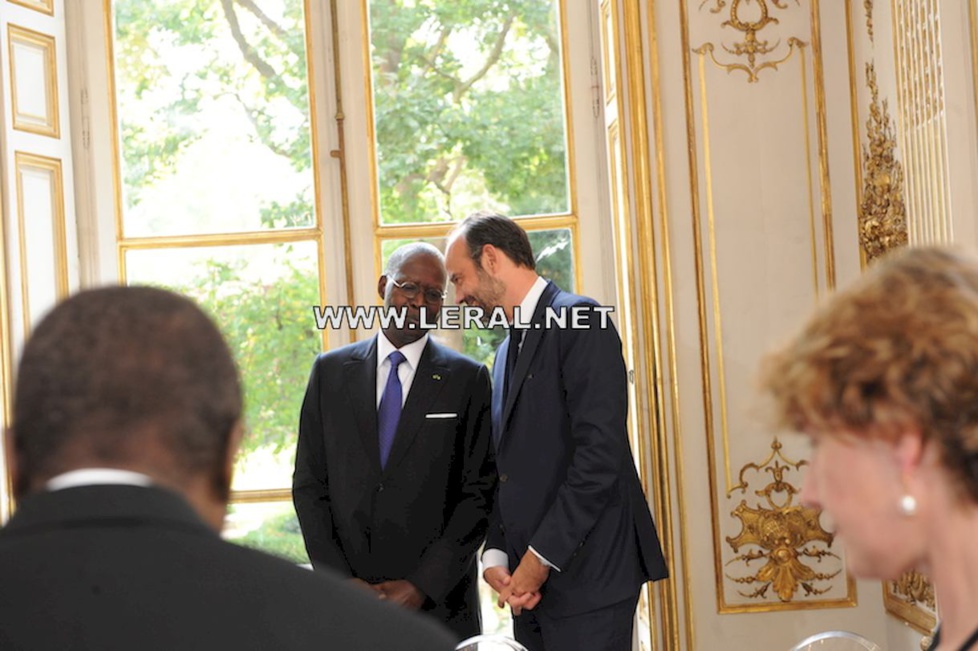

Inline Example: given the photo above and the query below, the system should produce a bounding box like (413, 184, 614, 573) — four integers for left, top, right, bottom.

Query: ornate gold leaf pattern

(859, 63, 908, 261)
(889, 570, 936, 610)
(884, 567, 938, 634)
(864, 0, 874, 42)
(692, 0, 806, 83)
(725, 439, 842, 602)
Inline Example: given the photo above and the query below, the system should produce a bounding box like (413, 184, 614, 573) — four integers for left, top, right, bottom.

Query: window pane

(113, 0, 314, 236)
(369, 0, 570, 224)
(125, 242, 321, 491)
(379, 228, 573, 367)
(224, 501, 309, 565)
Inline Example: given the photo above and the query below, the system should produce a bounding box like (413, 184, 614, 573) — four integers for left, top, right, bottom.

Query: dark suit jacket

(293, 335, 496, 639)
(0, 484, 456, 650)
(487, 281, 669, 617)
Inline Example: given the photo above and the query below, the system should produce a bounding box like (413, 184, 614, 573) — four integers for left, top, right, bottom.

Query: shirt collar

(46, 468, 154, 492)
(377, 331, 429, 370)
(513, 276, 548, 327)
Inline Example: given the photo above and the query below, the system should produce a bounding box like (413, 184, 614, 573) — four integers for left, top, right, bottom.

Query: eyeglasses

(389, 279, 446, 303)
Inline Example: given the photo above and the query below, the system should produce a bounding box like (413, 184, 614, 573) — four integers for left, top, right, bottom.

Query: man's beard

(470, 269, 506, 314)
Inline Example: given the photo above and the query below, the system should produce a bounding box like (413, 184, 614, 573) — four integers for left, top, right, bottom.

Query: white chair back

(788, 630, 883, 651)
(455, 634, 530, 651)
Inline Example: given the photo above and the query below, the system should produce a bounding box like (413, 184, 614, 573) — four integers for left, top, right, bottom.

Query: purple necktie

(377, 350, 406, 469)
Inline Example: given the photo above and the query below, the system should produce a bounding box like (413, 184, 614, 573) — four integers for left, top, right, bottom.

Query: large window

(90, 0, 611, 627)
(365, 0, 581, 366)
(368, 0, 570, 225)
(109, 0, 324, 563)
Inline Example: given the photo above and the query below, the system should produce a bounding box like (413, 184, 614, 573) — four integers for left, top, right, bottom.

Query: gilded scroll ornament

(884, 567, 938, 634)
(890, 570, 936, 610)
(865, 0, 874, 43)
(725, 439, 841, 602)
(693, 0, 805, 83)
(859, 63, 908, 262)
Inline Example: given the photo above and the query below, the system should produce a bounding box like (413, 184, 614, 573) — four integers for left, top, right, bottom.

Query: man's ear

(377, 274, 388, 301)
(482, 244, 498, 273)
(221, 421, 245, 494)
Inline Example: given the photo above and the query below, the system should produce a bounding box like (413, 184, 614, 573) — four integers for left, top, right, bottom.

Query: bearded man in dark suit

(293, 242, 496, 641)
(0, 285, 455, 651)
(445, 213, 669, 651)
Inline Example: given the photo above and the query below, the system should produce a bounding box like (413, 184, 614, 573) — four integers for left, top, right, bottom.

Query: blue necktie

(377, 350, 406, 469)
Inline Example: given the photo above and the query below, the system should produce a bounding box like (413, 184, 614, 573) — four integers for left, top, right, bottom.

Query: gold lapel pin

(432, 374, 442, 380)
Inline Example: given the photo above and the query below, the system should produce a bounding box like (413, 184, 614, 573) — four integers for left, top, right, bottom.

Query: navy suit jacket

(487, 281, 668, 617)
(293, 335, 496, 639)
(0, 485, 456, 650)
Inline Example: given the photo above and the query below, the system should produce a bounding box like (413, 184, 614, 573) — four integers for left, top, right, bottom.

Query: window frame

(63, 0, 619, 546)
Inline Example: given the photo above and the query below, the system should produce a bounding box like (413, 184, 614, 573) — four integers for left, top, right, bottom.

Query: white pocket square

(425, 413, 457, 419)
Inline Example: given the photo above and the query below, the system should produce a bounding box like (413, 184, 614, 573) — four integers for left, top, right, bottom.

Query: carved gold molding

(724, 439, 844, 605)
(8, 0, 54, 16)
(692, 0, 806, 83)
(859, 63, 908, 262)
(13, 151, 70, 336)
(891, 0, 951, 245)
(7, 24, 60, 139)
(884, 570, 937, 635)
(864, 0, 874, 43)
(891, 570, 935, 610)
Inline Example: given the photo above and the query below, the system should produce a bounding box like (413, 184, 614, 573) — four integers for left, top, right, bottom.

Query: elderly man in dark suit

(293, 242, 496, 641)
(0, 286, 455, 650)
(445, 213, 669, 651)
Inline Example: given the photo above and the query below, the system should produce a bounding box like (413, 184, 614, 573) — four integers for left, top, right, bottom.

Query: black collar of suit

(0, 484, 215, 538)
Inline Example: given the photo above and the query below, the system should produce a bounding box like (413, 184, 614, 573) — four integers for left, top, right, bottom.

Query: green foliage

(175, 255, 320, 455)
(528, 228, 573, 289)
(115, 0, 574, 458)
(370, 0, 568, 222)
(462, 326, 506, 369)
(114, 0, 311, 211)
(230, 510, 309, 564)
(116, 0, 567, 222)
(259, 193, 315, 229)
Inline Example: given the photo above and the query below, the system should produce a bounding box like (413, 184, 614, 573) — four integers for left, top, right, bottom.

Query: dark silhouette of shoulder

(0, 485, 456, 651)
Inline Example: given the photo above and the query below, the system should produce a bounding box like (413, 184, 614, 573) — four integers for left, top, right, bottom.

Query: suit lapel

(342, 338, 381, 472)
(491, 343, 506, 448)
(501, 281, 559, 430)
(382, 340, 449, 475)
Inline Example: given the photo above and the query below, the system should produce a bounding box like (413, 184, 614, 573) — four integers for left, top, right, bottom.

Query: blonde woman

(762, 246, 978, 651)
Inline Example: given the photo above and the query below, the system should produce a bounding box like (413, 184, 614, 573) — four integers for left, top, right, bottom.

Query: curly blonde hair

(761, 246, 978, 503)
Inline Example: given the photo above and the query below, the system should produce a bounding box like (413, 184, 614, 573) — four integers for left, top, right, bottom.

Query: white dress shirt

(376, 331, 429, 408)
(46, 468, 153, 491)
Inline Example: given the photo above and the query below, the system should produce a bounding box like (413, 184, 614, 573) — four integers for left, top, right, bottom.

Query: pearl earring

(900, 494, 917, 516)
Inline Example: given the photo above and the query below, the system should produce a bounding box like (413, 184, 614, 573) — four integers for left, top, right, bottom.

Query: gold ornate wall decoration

(692, 0, 806, 83)
(725, 439, 842, 603)
(8, 0, 55, 15)
(884, 569, 938, 634)
(890, 571, 936, 610)
(864, 0, 874, 42)
(859, 63, 908, 262)
(891, 0, 952, 246)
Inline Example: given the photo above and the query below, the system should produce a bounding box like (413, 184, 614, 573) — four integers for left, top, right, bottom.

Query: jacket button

(499, 474, 508, 483)
(377, 484, 384, 492)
